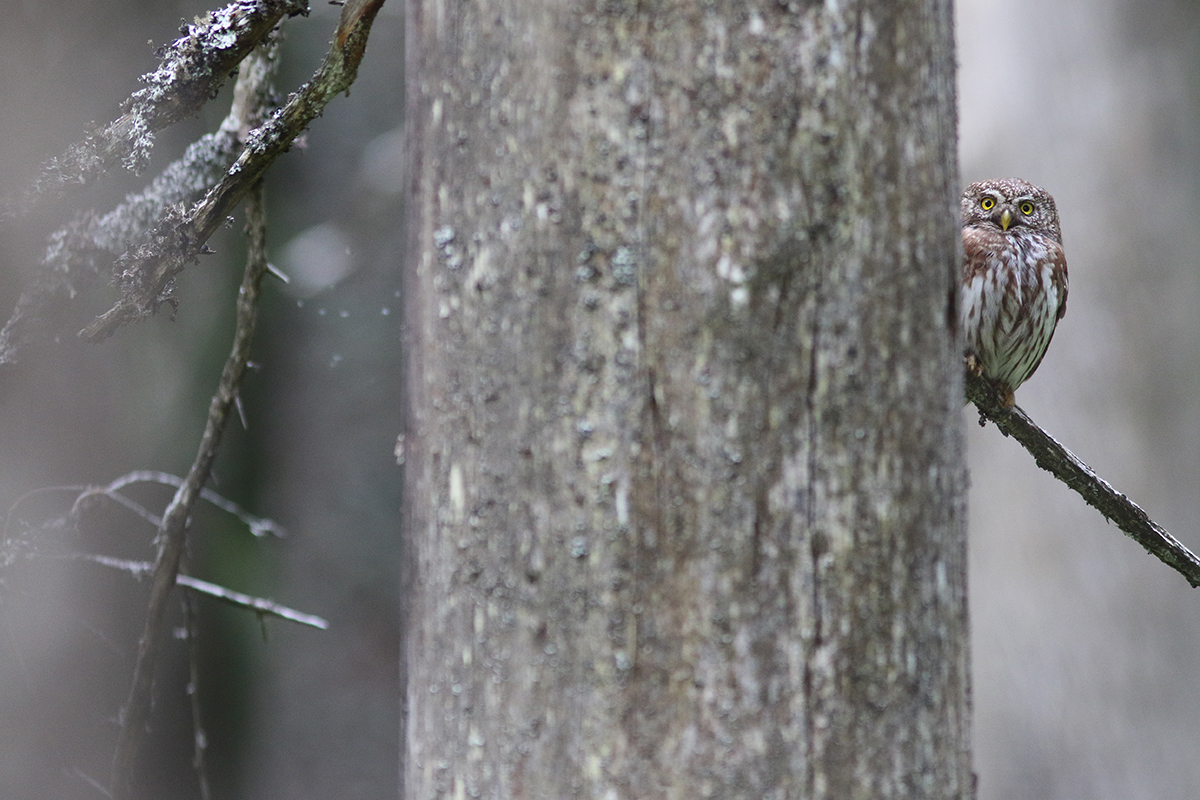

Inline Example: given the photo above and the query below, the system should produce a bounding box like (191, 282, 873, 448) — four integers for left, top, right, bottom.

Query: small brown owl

(960, 178, 1069, 407)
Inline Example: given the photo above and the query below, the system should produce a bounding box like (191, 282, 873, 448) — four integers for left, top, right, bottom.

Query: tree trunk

(402, 1, 969, 797)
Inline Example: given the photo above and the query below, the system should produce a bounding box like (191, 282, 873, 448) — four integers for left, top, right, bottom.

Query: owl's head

(961, 178, 1061, 244)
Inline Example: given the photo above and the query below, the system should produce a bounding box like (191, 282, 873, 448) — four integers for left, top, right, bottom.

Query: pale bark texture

(402, 1, 968, 798)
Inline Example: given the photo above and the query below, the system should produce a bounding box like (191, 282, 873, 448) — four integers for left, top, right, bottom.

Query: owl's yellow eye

(980, 197, 995, 211)
(1019, 201, 1035, 215)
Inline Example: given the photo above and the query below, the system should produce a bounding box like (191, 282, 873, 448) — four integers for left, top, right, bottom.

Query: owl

(960, 178, 1068, 407)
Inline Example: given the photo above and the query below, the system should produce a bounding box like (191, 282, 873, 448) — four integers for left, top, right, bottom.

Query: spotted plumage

(960, 178, 1068, 407)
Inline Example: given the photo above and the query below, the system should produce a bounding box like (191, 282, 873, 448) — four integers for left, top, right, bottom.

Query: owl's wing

(960, 226, 999, 281)
(1016, 239, 1069, 384)
(1051, 241, 1068, 320)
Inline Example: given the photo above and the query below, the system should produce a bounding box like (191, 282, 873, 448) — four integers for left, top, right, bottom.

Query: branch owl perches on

(959, 178, 1200, 587)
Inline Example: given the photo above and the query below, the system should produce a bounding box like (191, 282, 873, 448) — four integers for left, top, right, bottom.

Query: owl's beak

(999, 208, 1012, 231)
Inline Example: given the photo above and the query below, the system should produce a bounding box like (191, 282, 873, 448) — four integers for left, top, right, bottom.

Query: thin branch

(80, 0, 387, 341)
(4, 484, 93, 542)
(0, 0, 307, 221)
(109, 178, 271, 800)
(181, 593, 212, 800)
(967, 371, 1200, 588)
(80, 554, 329, 629)
(70, 768, 111, 799)
(178, 573, 329, 629)
(72, 469, 285, 538)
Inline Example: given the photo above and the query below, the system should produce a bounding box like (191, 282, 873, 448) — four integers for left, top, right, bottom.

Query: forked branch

(80, 0, 387, 341)
(108, 177, 272, 798)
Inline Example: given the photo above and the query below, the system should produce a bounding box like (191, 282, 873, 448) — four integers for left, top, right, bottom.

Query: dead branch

(80, 0, 387, 342)
(178, 573, 330, 629)
(103, 29, 285, 785)
(181, 593, 212, 800)
(967, 371, 1200, 588)
(0, 28, 282, 366)
(108, 177, 271, 798)
(0, 0, 307, 221)
(81, 554, 329, 630)
(70, 469, 284, 538)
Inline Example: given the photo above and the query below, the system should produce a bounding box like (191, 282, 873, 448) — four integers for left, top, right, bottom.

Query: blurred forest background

(0, 1, 1197, 799)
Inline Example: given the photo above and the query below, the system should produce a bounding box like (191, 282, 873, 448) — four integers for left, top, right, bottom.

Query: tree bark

(402, 1, 969, 797)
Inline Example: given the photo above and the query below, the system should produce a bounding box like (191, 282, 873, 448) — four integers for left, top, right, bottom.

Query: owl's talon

(964, 353, 983, 378)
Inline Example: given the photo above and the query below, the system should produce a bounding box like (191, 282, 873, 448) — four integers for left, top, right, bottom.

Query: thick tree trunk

(402, 1, 968, 797)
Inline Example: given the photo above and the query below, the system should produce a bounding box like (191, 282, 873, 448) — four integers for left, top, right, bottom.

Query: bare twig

(70, 768, 111, 798)
(80, 0, 387, 341)
(109, 179, 272, 800)
(0, 0, 307, 221)
(967, 371, 1200, 588)
(80, 554, 329, 629)
(70, 469, 284, 538)
(178, 574, 329, 629)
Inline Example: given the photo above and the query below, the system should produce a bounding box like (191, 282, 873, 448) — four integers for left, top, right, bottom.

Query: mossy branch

(0, 0, 308, 220)
(79, 0, 386, 342)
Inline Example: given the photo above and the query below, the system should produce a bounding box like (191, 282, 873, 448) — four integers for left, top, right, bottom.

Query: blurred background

(960, 1, 1200, 797)
(1, 1, 1198, 799)
(0, 2, 402, 798)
